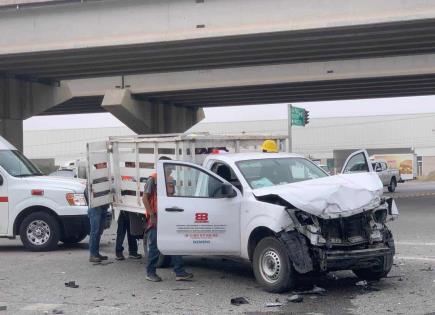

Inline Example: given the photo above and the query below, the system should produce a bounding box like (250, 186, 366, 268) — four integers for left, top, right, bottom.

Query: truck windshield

(0, 150, 43, 177)
(237, 157, 328, 189)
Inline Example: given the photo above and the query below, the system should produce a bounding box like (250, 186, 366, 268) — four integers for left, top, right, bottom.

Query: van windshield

(0, 150, 43, 177)
(236, 157, 328, 189)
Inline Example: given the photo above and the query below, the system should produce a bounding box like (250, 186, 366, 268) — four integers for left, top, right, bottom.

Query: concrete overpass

(2, 0, 435, 149)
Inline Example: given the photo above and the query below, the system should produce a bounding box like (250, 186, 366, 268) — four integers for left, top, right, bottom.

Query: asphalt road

(1, 181, 435, 315)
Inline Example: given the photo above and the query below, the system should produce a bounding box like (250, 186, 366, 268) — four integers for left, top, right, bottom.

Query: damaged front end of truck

(254, 172, 399, 280)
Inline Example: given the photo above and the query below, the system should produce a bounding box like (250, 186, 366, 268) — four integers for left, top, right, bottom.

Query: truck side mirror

(221, 183, 236, 198)
(376, 166, 382, 172)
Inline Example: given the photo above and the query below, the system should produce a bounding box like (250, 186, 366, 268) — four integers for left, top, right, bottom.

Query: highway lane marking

(395, 256, 435, 262)
(396, 241, 435, 246)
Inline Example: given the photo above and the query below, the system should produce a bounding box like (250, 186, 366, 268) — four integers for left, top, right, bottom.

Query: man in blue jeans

(142, 158, 193, 282)
(115, 211, 142, 260)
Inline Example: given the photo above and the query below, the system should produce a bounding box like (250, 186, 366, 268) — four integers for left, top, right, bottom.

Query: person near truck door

(115, 210, 142, 260)
(86, 162, 110, 263)
(142, 157, 193, 282)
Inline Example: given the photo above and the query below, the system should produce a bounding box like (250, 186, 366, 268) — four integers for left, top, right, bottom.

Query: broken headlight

(294, 210, 314, 226)
(373, 208, 387, 223)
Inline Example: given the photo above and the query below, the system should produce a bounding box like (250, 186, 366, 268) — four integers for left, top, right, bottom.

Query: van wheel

(61, 232, 87, 245)
(19, 212, 60, 251)
(252, 236, 295, 293)
(388, 178, 397, 192)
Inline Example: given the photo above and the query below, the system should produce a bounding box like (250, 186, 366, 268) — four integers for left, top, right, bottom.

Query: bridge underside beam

(43, 53, 435, 115)
(1, 0, 435, 80)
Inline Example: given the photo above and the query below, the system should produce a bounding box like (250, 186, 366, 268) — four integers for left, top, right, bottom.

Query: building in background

(24, 113, 435, 175)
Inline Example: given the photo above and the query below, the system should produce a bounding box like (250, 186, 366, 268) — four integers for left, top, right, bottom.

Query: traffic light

(304, 109, 310, 126)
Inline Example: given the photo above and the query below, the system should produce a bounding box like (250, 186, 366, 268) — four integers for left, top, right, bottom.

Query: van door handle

(165, 207, 184, 212)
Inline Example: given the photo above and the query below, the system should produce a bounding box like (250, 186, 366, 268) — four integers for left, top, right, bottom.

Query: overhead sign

(290, 106, 305, 126)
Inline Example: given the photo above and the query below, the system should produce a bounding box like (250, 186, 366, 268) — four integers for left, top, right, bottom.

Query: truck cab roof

(203, 152, 304, 164)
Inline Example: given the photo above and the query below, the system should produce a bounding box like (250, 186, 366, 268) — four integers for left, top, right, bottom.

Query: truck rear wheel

(388, 178, 397, 192)
(19, 212, 60, 251)
(61, 232, 87, 245)
(252, 236, 295, 293)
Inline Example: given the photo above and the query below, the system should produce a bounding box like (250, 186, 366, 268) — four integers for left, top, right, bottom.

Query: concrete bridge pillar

(102, 89, 204, 135)
(0, 78, 72, 151)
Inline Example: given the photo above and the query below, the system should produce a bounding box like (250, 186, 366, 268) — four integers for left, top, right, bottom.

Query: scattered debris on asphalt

(93, 261, 114, 266)
(355, 280, 380, 292)
(94, 299, 104, 302)
(288, 295, 304, 303)
(420, 266, 433, 272)
(266, 302, 283, 307)
(0, 305, 7, 311)
(172, 287, 193, 291)
(230, 297, 249, 306)
(52, 309, 64, 314)
(294, 285, 327, 296)
(65, 281, 79, 288)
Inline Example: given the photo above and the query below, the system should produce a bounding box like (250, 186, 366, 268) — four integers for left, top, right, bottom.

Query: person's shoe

(97, 254, 108, 260)
(146, 274, 162, 282)
(128, 253, 142, 259)
(175, 271, 194, 281)
(89, 256, 102, 263)
(115, 253, 125, 261)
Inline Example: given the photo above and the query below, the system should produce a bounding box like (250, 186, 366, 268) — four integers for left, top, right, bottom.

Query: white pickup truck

(0, 136, 110, 251)
(371, 160, 400, 192)
(88, 135, 398, 292)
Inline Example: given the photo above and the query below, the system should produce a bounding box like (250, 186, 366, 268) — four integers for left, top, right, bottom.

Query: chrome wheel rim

(259, 249, 281, 283)
(26, 220, 50, 246)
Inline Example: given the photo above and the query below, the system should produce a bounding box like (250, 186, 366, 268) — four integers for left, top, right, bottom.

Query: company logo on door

(195, 213, 209, 223)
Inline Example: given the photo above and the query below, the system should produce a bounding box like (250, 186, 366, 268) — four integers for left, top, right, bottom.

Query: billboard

(372, 153, 416, 181)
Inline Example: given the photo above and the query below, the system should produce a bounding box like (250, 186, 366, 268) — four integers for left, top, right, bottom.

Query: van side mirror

(221, 183, 237, 198)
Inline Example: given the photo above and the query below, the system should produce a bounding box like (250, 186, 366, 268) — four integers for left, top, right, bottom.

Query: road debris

(420, 266, 434, 272)
(266, 302, 283, 307)
(0, 305, 7, 311)
(230, 297, 249, 306)
(65, 281, 79, 288)
(355, 280, 368, 286)
(287, 295, 304, 303)
(52, 310, 64, 314)
(172, 287, 193, 291)
(93, 261, 114, 266)
(294, 285, 327, 295)
(355, 280, 380, 292)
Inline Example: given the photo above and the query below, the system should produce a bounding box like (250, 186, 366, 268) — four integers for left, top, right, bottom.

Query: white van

(0, 136, 109, 251)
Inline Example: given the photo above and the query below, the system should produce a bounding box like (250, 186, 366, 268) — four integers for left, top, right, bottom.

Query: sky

(23, 95, 435, 130)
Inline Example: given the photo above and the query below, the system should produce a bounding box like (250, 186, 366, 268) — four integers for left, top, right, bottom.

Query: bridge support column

(102, 89, 204, 134)
(0, 78, 72, 150)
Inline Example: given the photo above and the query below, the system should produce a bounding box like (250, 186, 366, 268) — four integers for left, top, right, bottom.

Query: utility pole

(287, 104, 292, 153)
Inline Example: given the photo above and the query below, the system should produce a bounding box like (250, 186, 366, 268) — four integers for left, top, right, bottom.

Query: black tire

(19, 211, 60, 251)
(388, 178, 397, 193)
(60, 232, 87, 245)
(252, 236, 295, 293)
(353, 254, 393, 281)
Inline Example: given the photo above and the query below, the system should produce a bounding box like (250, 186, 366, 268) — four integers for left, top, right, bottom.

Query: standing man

(115, 210, 142, 260)
(86, 162, 109, 263)
(142, 157, 193, 282)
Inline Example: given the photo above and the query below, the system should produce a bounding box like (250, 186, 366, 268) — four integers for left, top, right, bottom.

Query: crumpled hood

(253, 172, 383, 219)
(24, 176, 86, 193)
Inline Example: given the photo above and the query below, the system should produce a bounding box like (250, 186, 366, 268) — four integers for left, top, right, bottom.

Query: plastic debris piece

(0, 306, 7, 311)
(52, 310, 64, 314)
(288, 295, 304, 303)
(65, 281, 79, 288)
(356, 280, 368, 286)
(230, 297, 249, 306)
(294, 285, 327, 295)
(266, 302, 283, 307)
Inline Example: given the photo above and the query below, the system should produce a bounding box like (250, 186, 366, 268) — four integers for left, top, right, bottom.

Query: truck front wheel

(388, 178, 397, 192)
(252, 236, 295, 293)
(19, 212, 60, 251)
